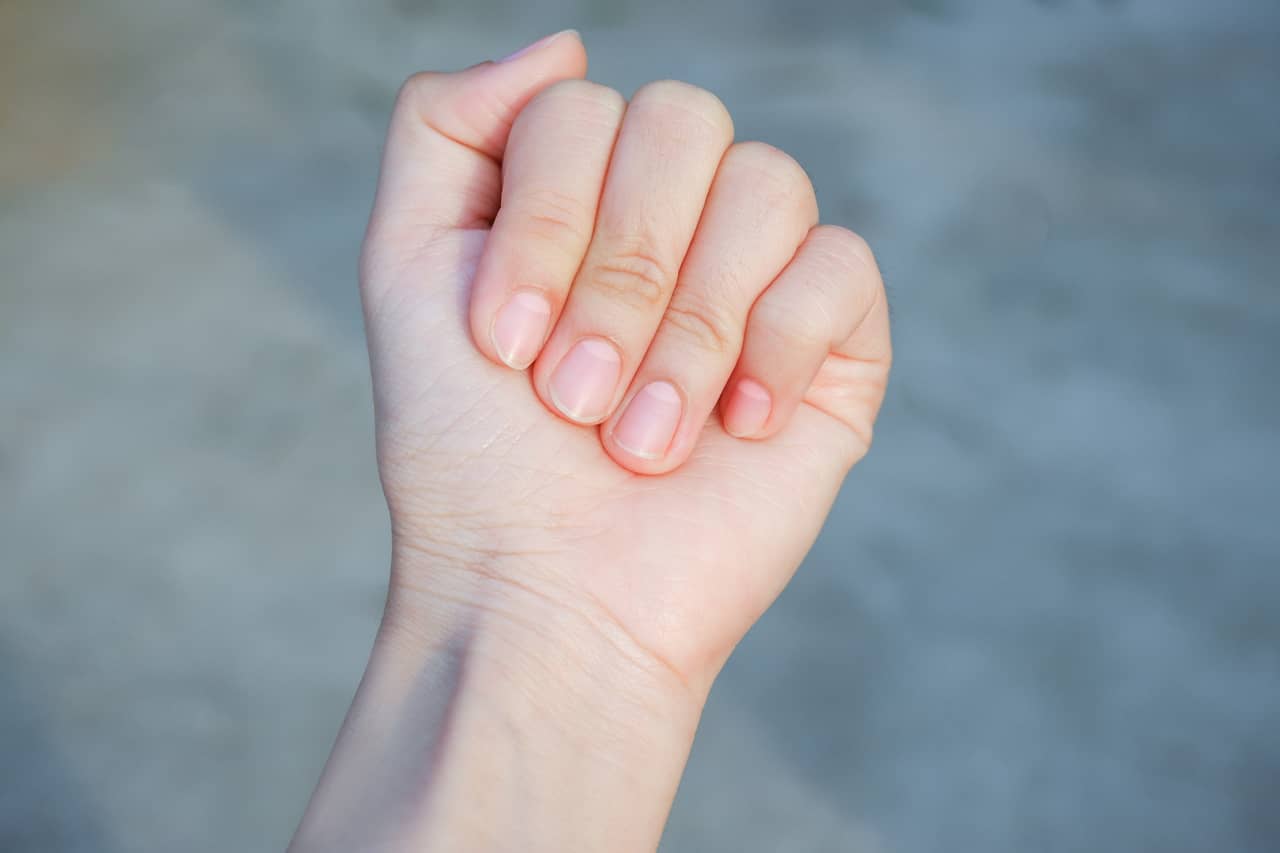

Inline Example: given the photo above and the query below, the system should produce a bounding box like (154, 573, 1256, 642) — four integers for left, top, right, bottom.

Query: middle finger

(532, 80, 734, 425)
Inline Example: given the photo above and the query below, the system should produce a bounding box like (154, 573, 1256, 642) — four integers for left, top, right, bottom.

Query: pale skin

(290, 29, 891, 853)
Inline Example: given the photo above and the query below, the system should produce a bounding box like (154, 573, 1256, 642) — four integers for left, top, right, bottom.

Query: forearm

(290, 555, 705, 852)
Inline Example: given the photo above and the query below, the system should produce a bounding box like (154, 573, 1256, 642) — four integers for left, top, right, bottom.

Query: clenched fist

(294, 30, 890, 852)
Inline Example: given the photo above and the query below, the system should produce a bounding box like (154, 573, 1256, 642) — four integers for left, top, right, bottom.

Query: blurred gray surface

(3, 1, 1278, 850)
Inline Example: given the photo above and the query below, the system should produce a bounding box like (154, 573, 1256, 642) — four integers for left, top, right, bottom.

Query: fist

(361, 31, 890, 691)
(468, 68, 882, 473)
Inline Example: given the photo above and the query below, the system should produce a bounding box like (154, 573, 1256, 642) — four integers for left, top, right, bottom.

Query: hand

(293, 30, 890, 852)
(365, 29, 890, 690)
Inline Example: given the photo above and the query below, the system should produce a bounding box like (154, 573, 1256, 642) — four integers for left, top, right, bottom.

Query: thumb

(371, 30, 587, 233)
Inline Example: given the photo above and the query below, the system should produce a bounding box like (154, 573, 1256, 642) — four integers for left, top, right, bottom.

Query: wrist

(384, 541, 707, 711)
(292, 546, 706, 852)
(386, 548, 707, 850)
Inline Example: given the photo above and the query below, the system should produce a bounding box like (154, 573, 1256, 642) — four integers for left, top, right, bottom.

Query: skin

(291, 29, 891, 852)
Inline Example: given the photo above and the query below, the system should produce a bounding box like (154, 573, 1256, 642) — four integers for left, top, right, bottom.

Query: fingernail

(491, 290, 552, 369)
(723, 378, 772, 438)
(499, 29, 579, 63)
(548, 337, 622, 423)
(613, 381, 683, 459)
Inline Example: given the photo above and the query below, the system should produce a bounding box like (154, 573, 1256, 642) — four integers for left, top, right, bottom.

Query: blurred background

(3, 0, 1278, 850)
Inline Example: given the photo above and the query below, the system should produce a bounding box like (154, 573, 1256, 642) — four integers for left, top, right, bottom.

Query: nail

(491, 290, 552, 369)
(723, 378, 772, 438)
(499, 29, 579, 63)
(613, 381, 683, 459)
(548, 338, 622, 423)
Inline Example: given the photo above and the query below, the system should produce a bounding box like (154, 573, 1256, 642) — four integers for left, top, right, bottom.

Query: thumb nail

(499, 29, 579, 63)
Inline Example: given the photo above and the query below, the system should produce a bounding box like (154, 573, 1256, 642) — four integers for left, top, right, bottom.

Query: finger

(468, 80, 625, 369)
(368, 30, 587, 244)
(720, 225, 891, 454)
(531, 80, 735, 425)
(600, 142, 818, 472)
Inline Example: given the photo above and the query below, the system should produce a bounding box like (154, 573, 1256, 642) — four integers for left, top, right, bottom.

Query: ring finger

(601, 141, 818, 472)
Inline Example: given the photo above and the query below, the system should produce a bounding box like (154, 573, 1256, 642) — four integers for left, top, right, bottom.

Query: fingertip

(495, 28, 587, 75)
(610, 380, 683, 461)
(544, 337, 623, 424)
(490, 290, 553, 370)
(601, 430, 685, 476)
(722, 377, 773, 439)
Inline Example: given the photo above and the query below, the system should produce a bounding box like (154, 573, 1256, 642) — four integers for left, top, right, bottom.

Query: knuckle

(807, 226, 884, 320)
(533, 79, 627, 122)
(587, 243, 671, 308)
(810, 225, 879, 281)
(723, 141, 817, 220)
(726, 142, 810, 192)
(395, 71, 443, 116)
(662, 296, 735, 354)
(630, 80, 734, 140)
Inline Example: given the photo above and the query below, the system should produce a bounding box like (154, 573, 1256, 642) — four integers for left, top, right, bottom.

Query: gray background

(3, 0, 1278, 850)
